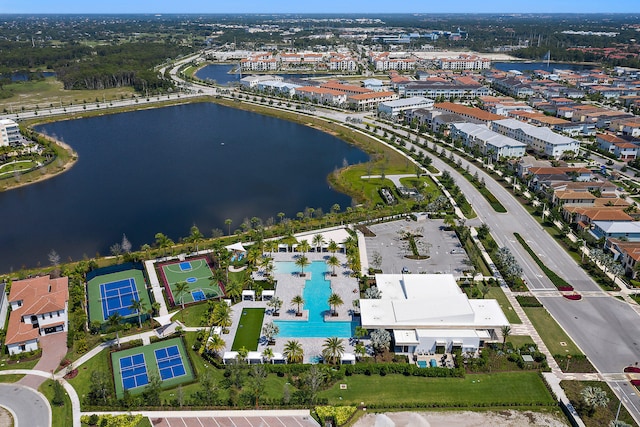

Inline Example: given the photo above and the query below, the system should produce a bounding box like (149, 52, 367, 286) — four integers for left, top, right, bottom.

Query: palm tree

(201, 334, 225, 356)
(327, 255, 340, 276)
(581, 386, 610, 415)
(297, 240, 311, 255)
(327, 239, 339, 255)
(501, 325, 511, 350)
(225, 279, 243, 302)
(283, 340, 304, 364)
(291, 295, 305, 316)
(328, 293, 344, 317)
(312, 233, 325, 252)
(210, 301, 232, 329)
(188, 225, 204, 252)
(107, 312, 123, 333)
(262, 347, 274, 363)
(154, 232, 174, 257)
(267, 297, 283, 316)
(295, 255, 310, 277)
(129, 298, 148, 328)
(322, 337, 345, 365)
(225, 218, 232, 236)
(174, 283, 190, 322)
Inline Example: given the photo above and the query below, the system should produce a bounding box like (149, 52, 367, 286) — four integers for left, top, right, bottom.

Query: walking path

(145, 259, 169, 316)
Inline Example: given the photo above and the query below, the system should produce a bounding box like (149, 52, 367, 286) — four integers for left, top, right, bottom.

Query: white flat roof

(247, 351, 263, 360)
(223, 351, 239, 359)
(393, 329, 419, 345)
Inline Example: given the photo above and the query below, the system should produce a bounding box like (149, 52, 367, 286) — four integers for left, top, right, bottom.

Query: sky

(3, 0, 639, 14)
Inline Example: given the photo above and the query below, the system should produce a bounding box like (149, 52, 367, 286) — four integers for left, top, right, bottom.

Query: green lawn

(0, 374, 25, 382)
(68, 346, 113, 404)
(486, 287, 521, 324)
(319, 372, 556, 407)
(231, 308, 265, 351)
(508, 335, 535, 348)
(0, 356, 40, 371)
(179, 302, 210, 327)
(40, 379, 73, 427)
(524, 307, 582, 355)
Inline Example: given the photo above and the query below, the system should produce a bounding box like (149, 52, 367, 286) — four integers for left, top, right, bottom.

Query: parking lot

(363, 218, 471, 277)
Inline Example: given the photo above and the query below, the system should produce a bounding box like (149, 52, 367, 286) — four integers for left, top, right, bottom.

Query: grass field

(87, 268, 151, 325)
(159, 257, 222, 306)
(111, 337, 194, 399)
(231, 308, 265, 351)
(319, 372, 556, 407)
(40, 379, 73, 427)
(486, 287, 521, 324)
(508, 335, 535, 348)
(0, 77, 136, 113)
(524, 307, 582, 355)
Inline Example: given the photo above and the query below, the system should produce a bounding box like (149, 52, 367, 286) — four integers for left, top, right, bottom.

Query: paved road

(373, 124, 640, 423)
(0, 383, 51, 427)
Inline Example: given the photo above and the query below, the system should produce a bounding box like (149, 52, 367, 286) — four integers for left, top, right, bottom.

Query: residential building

(434, 102, 503, 125)
(606, 239, 640, 277)
(0, 283, 7, 331)
(0, 119, 20, 147)
(398, 81, 489, 99)
(5, 275, 69, 355)
(320, 81, 373, 96)
(360, 274, 509, 356)
(363, 79, 386, 92)
(347, 91, 398, 111)
(294, 86, 347, 106)
(590, 221, 640, 242)
(491, 118, 580, 158)
(450, 123, 526, 160)
(378, 97, 434, 118)
(369, 52, 417, 71)
(240, 75, 284, 88)
(437, 54, 491, 70)
(597, 133, 638, 161)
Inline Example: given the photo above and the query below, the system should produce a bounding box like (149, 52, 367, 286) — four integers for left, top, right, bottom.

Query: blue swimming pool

(275, 261, 358, 338)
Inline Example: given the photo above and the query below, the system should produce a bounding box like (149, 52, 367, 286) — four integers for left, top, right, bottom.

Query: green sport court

(110, 337, 194, 399)
(87, 268, 151, 325)
(158, 257, 223, 306)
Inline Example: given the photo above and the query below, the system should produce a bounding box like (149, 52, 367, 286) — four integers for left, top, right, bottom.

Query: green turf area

(86, 268, 151, 325)
(507, 335, 535, 348)
(486, 287, 521, 324)
(319, 372, 556, 407)
(159, 257, 222, 306)
(40, 379, 73, 427)
(0, 160, 38, 177)
(524, 307, 582, 355)
(231, 308, 265, 351)
(111, 337, 195, 399)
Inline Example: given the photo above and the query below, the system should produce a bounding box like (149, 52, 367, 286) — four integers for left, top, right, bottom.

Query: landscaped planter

(558, 286, 574, 292)
(563, 293, 582, 301)
(624, 366, 640, 373)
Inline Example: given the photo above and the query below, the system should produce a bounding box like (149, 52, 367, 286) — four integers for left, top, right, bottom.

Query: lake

(0, 102, 368, 272)
(492, 61, 595, 73)
(194, 63, 340, 85)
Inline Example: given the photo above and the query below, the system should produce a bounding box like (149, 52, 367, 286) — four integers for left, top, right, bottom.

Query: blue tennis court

(191, 289, 206, 302)
(120, 353, 149, 390)
(155, 345, 186, 380)
(179, 261, 192, 271)
(100, 278, 140, 320)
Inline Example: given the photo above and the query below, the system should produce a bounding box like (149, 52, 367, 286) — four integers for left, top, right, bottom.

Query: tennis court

(100, 278, 140, 320)
(111, 337, 194, 398)
(155, 345, 187, 380)
(119, 353, 149, 390)
(158, 257, 224, 306)
(87, 266, 151, 325)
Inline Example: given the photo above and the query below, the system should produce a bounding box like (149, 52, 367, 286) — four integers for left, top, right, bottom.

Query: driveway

(19, 332, 68, 389)
(0, 383, 50, 427)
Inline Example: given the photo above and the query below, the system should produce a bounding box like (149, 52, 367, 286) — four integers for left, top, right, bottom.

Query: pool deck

(223, 251, 359, 363)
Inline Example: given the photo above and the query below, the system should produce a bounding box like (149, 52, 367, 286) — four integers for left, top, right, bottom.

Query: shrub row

(515, 295, 542, 307)
(344, 363, 465, 378)
(514, 233, 573, 290)
(365, 400, 556, 410)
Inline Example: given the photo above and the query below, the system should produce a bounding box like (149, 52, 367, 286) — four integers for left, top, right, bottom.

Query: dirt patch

(352, 410, 568, 427)
(0, 406, 13, 427)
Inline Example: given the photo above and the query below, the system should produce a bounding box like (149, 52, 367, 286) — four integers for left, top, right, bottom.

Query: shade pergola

(225, 242, 247, 253)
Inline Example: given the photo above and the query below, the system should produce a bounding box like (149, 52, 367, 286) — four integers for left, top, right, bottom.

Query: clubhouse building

(360, 274, 509, 355)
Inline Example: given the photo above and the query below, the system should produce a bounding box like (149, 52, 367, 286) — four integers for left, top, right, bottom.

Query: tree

(326, 255, 340, 276)
(202, 334, 226, 357)
(328, 293, 343, 316)
(225, 280, 243, 303)
(262, 347, 274, 363)
(581, 386, 610, 416)
(262, 321, 280, 344)
(142, 374, 162, 406)
(327, 239, 339, 254)
(106, 312, 123, 333)
(174, 281, 190, 311)
(291, 294, 305, 316)
(129, 298, 148, 328)
(371, 251, 383, 270)
(210, 301, 232, 329)
(364, 286, 382, 299)
(154, 232, 174, 256)
(295, 255, 310, 277)
(283, 340, 304, 364)
(370, 328, 391, 358)
(48, 249, 61, 267)
(225, 218, 233, 236)
(321, 337, 345, 365)
(86, 370, 111, 405)
(188, 225, 204, 252)
(246, 365, 267, 408)
(267, 297, 283, 316)
(52, 380, 65, 406)
(297, 240, 311, 255)
(312, 233, 325, 252)
(501, 325, 511, 350)
(121, 233, 132, 253)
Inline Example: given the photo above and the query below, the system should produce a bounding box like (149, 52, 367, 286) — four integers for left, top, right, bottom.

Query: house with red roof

(5, 275, 69, 355)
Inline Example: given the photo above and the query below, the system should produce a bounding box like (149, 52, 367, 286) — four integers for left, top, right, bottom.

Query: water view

(492, 61, 595, 73)
(0, 103, 367, 272)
